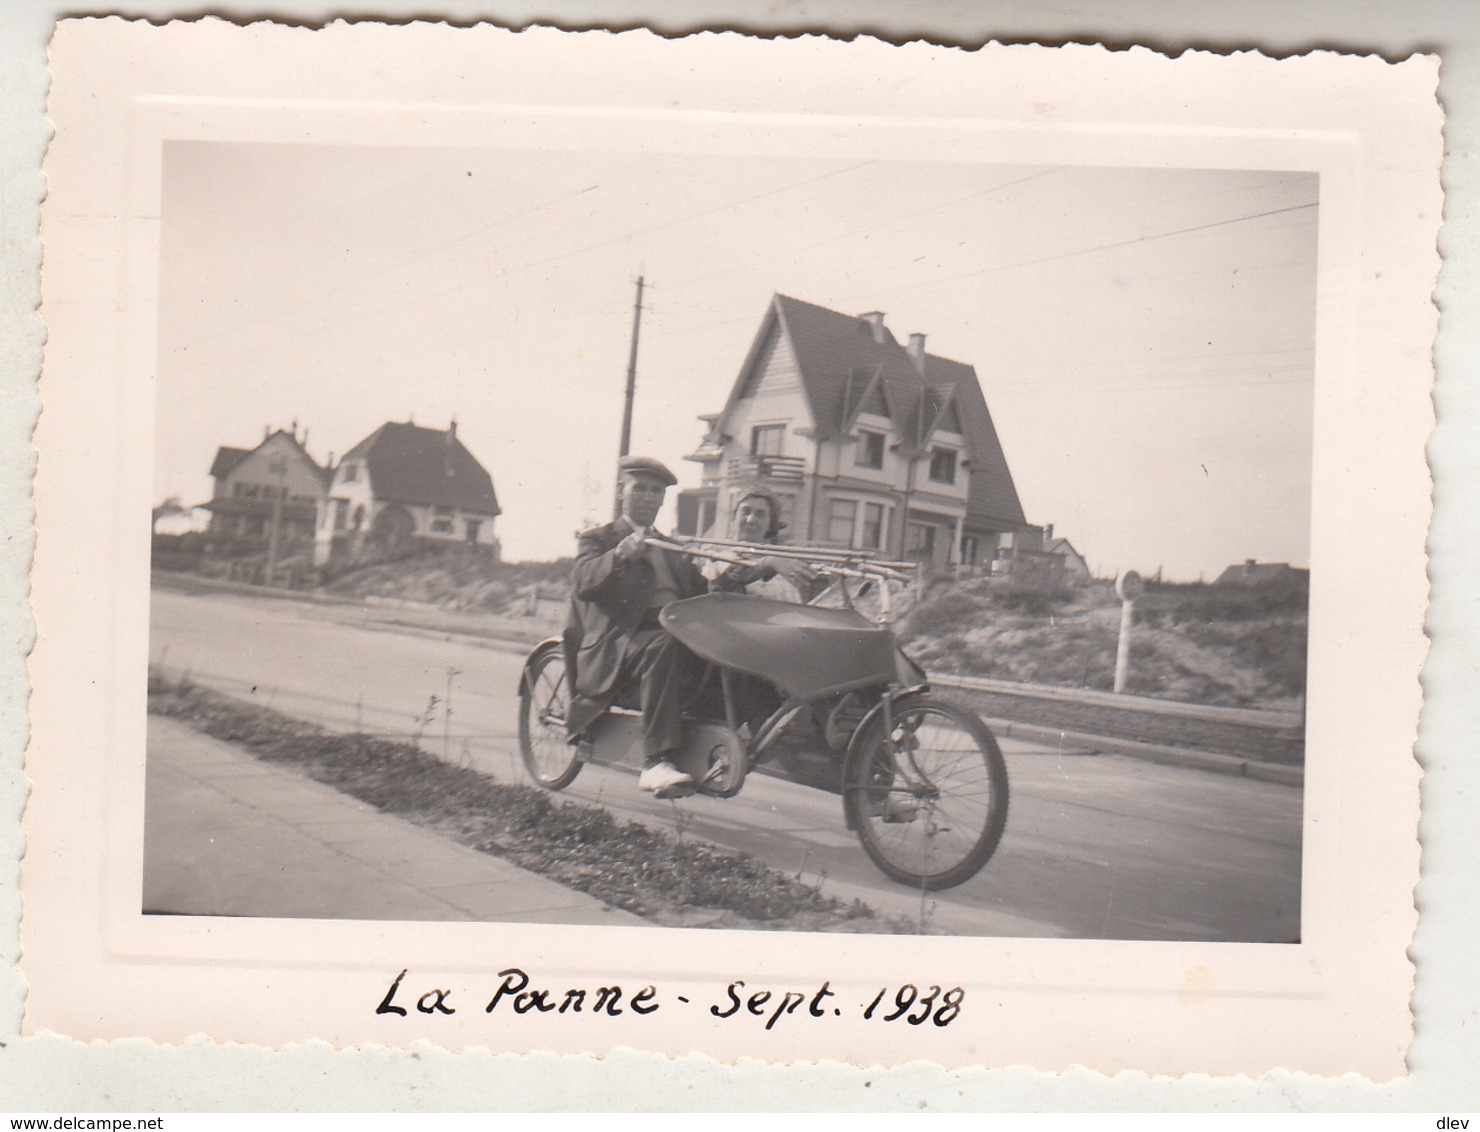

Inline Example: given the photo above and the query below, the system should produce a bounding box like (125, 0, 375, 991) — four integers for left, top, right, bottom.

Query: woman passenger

(707, 486, 820, 602)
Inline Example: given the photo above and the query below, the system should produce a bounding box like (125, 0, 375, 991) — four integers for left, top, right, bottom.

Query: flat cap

(618, 455, 678, 487)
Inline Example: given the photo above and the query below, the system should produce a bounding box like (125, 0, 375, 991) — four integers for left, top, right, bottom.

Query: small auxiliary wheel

(518, 640, 583, 790)
(842, 693, 1009, 890)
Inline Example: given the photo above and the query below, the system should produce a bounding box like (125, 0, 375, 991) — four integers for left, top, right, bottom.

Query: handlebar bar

(666, 534, 916, 572)
(647, 536, 917, 585)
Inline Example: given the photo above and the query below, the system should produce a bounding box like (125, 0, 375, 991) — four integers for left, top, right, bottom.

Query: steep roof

(1215, 561, 1308, 587)
(1047, 537, 1089, 570)
(341, 421, 500, 515)
(754, 294, 1026, 528)
(209, 446, 251, 479)
(209, 430, 334, 488)
(919, 353, 1027, 526)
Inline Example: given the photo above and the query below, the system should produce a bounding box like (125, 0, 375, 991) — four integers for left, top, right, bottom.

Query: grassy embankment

(149, 671, 903, 933)
(898, 577, 1307, 712)
(311, 555, 1307, 711)
(322, 555, 574, 612)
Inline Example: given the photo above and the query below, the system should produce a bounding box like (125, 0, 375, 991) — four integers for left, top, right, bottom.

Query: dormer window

(928, 447, 957, 484)
(856, 430, 885, 469)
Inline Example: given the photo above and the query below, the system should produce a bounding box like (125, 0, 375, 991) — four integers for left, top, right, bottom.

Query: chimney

(446, 416, 458, 447)
(907, 332, 927, 374)
(1244, 558, 1257, 575)
(264, 425, 270, 440)
(1043, 522, 1054, 542)
(859, 311, 887, 344)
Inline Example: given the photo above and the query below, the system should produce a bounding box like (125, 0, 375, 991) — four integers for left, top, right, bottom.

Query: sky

(156, 140, 1317, 580)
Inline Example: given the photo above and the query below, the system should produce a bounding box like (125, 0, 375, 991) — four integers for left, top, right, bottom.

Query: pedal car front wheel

(842, 694, 1009, 891)
(518, 641, 582, 791)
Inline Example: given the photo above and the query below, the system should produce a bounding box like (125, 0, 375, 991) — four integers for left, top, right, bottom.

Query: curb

(931, 671, 1301, 730)
(986, 717, 1304, 787)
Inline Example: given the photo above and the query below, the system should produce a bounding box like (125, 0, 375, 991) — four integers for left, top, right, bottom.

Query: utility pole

(614, 275, 646, 518)
(265, 452, 286, 587)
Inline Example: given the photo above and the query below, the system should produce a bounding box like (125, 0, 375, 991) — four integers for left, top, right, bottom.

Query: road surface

(149, 585, 1303, 941)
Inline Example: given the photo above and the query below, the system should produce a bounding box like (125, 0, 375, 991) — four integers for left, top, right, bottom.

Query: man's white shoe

(639, 759, 694, 798)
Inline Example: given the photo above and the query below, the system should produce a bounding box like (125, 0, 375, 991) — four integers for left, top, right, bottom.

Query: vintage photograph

(144, 138, 1314, 941)
(25, 20, 1436, 1075)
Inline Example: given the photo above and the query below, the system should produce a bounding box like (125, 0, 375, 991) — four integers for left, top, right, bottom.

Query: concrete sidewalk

(144, 715, 645, 925)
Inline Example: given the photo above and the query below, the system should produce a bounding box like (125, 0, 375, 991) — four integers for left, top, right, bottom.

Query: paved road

(149, 586, 1303, 941)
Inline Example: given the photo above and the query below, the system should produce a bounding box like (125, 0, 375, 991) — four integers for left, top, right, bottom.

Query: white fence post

(1114, 570, 1144, 694)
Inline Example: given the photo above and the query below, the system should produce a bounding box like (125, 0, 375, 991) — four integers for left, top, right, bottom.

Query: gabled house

(203, 424, 331, 551)
(1040, 523, 1092, 583)
(1046, 536, 1092, 582)
(314, 419, 501, 566)
(677, 294, 1035, 573)
(1215, 559, 1309, 597)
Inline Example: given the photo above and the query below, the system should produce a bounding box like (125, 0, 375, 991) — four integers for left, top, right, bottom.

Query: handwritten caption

(377, 967, 964, 1030)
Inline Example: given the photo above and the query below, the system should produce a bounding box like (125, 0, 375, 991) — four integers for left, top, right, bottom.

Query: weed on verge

(147, 674, 897, 933)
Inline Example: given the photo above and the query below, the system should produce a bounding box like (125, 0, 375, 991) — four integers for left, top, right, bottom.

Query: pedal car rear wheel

(518, 641, 582, 791)
(843, 694, 1009, 891)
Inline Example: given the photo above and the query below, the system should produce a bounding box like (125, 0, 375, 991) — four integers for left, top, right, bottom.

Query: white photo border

(25, 21, 1437, 1079)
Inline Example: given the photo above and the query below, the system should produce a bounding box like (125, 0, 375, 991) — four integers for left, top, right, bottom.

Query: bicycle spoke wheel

(843, 694, 1009, 890)
(518, 643, 582, 790)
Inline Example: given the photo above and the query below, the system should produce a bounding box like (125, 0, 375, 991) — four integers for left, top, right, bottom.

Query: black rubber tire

(842, 694, 1009, 890)
(518, 641, 582, 791)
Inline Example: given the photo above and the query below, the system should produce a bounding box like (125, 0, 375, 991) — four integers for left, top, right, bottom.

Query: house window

(342, 462, 359, 483)
(961, 536, 979, 566)
(907, 521, 936, 558)
(431, 505, 454, 534)
(751, 424, 785, 456)
(333, 499, 348, 531)
(860, 502, 885, 550)
(827, 499, 857, 544)
(465, 519, 481, 544)
(928, 447, 957, 484)
(855, 430, 885, 469)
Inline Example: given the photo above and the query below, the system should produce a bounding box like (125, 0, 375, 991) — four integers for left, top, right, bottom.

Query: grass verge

(148, 672, 902, 933)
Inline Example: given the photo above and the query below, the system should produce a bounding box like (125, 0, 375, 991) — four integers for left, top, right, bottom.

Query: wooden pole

(265, 453, 285, 587)
(614, 276, 645, 518)
(618, 275, 645, 460)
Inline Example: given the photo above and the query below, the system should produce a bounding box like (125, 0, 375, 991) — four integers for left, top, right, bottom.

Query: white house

(314, 419, 501, 566)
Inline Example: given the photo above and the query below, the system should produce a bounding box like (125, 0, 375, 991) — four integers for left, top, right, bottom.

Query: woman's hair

(732, 485, 785, 543)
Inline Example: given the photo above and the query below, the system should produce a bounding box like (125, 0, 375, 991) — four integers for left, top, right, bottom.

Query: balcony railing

(727, 453, 806, 482)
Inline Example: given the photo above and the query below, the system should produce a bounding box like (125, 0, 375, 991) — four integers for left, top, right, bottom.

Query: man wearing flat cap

(567, 456, 708, 797)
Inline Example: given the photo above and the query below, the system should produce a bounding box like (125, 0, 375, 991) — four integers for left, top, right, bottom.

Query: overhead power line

(516, 159, 879, 273)
(167, 178, 606, 373)
(855, 200, 1320, 302)
(662, 166, 1067, 294)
